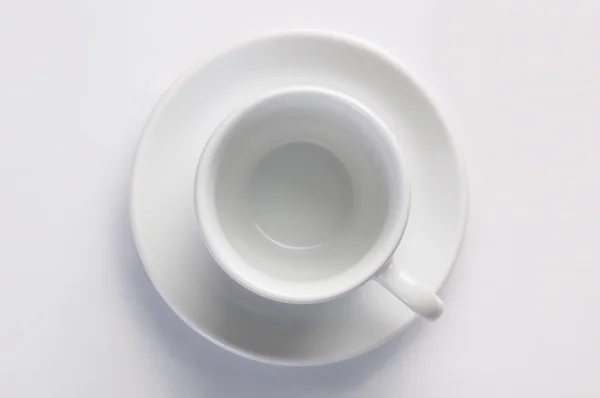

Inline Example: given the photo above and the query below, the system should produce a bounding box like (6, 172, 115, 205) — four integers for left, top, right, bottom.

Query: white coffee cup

(194, 87, 444, 320)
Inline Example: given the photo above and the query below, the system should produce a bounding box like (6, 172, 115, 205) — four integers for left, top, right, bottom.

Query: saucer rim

(129, 29, 469, 366)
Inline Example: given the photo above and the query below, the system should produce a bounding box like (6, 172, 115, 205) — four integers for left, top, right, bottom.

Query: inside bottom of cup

(215, 132, 390, 284)
(247, 142, 354, 250)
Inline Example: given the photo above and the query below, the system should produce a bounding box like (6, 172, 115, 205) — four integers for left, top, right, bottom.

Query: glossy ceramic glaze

(130, 31, 468, 365)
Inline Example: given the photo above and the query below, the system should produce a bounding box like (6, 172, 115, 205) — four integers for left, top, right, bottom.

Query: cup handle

(375, 261, 444, 321)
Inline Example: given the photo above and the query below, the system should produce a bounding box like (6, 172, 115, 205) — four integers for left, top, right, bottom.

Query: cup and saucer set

(130, 30, 468, 366)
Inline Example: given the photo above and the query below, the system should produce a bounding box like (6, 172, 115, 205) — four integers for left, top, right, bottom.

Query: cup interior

(195, 87, 409, 303)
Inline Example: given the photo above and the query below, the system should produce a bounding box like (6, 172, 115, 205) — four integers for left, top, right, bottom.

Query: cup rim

(194, 86, 411, 304)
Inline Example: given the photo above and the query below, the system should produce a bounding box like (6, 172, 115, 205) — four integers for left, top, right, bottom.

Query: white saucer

(130, 31, 468, 366)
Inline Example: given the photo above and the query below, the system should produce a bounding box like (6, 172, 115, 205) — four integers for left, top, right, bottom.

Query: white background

(1, 0, 599, 397)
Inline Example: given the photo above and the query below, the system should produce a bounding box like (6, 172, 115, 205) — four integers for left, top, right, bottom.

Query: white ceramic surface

(194, 86, 443, 319)
(130, 31, 468, 365)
